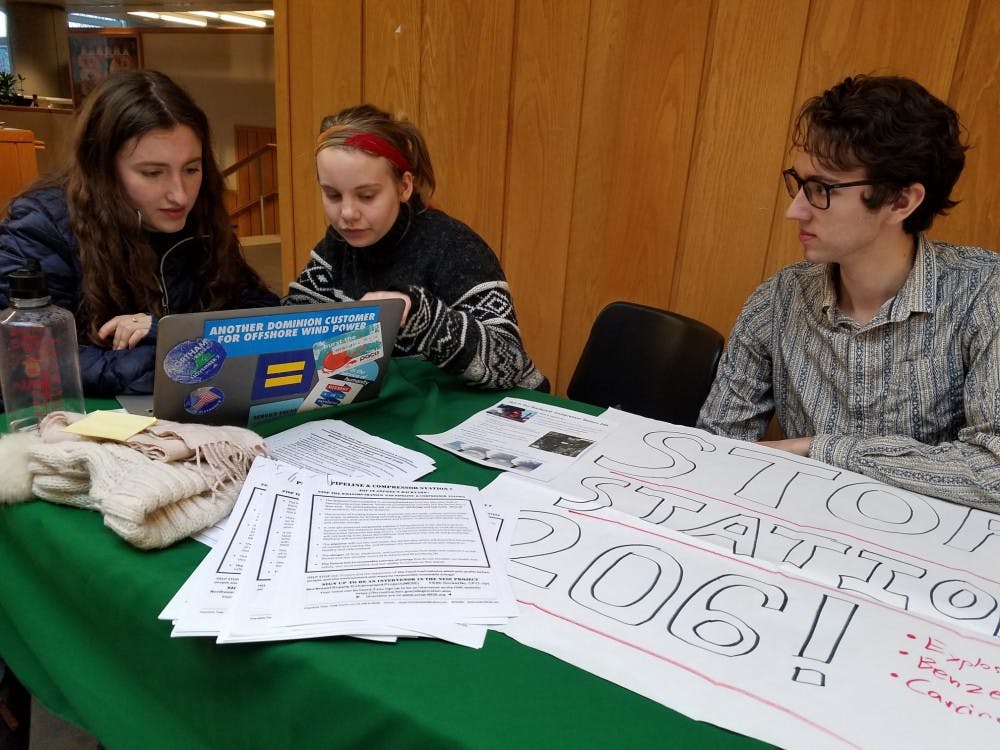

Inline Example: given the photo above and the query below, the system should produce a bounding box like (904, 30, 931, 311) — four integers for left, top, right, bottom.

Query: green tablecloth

(0, 359, 771, 749)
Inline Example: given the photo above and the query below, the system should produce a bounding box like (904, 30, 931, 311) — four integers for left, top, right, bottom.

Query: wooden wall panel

(275, 0, 1000, 397)
(275, 0, 363, 287)
(938, 0, 1000, 250)
(363, 0, 423, 115)
(273, 0, 293, 285)
(502, 0, 590, 385)
(671, 0, 809, 340)
(762, 0, 971, 281)
(556, 0, 712, 391)
(418, 1, 516, 252)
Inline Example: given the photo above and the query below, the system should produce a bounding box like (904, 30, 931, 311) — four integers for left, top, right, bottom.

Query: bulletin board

(68, 31, 142, 105)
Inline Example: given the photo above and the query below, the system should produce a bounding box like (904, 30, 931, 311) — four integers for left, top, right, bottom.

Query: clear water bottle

(0, 260, 86, 432)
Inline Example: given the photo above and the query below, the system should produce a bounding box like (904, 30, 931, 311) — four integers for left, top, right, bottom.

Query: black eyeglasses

(782, 168, 877, 210)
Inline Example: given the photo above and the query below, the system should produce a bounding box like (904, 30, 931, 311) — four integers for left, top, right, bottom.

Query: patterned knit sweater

(285, 201, 546, 391)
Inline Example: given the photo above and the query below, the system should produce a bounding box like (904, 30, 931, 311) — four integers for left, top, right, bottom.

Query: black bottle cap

(7, 259, 49, 299)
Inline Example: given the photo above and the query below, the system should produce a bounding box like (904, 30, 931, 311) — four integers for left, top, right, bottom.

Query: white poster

(482, 410, 1000, 750)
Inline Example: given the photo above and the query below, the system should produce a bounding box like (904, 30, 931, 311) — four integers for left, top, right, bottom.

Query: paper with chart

(192, 420, 434, 547)
(268, 479, 517, 633)
(418, 396, 616, 481)
(481, 408, 1000, 750)
(215, 472, 404, 645)
(219, 478, 518, 649)
(161, 457, 318, 633)
(163, 456, 518, 648)
(164, 457, 394, 636)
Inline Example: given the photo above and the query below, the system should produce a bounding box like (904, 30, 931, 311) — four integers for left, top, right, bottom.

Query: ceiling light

(128, 12, 160, 20)
(191, 12, 221, 19)
(158, 13, 208, 27)
(217, 12, 267, 28)
(72, 13, 123, 25)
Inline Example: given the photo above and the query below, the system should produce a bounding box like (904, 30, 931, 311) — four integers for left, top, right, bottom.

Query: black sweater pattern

(285, 203, 545, 390)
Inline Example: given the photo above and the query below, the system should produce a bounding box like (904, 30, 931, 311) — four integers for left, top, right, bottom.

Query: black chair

(567, 301, 724, 426)
(0, 663, 30, 750)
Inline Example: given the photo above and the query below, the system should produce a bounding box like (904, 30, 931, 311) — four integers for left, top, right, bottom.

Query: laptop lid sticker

(153, 300, 404, 427)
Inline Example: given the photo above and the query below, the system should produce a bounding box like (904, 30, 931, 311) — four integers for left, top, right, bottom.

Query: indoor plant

(0, 72, 30, 106)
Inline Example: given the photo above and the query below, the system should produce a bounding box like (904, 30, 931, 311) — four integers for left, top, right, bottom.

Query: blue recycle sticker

(163, 338, 226, 384)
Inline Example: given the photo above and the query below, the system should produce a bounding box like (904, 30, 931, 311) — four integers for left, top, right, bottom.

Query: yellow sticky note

(62, 410, 157, 441)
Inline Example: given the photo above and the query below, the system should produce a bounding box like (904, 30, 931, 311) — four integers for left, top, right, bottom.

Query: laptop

(119, 300, 405, 427)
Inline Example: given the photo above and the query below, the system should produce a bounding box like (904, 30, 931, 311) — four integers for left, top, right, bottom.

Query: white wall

(1, 29, 275, 178)
(142, 30, 275, 173)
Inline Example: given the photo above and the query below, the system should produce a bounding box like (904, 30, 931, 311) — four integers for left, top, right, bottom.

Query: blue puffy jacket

(0, 187, 279, 397)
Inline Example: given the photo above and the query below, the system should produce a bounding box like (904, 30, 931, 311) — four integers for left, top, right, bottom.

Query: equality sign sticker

(251, 349, 316, 401)
(163, 338, 226, 384)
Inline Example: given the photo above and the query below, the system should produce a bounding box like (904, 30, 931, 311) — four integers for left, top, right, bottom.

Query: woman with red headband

(284, 104, 547, 391)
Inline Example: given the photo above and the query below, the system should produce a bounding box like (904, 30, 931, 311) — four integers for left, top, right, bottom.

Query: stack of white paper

(194, 419, 436, 546)
(265, 419, 437, 481)
(161, 457, 520, 648)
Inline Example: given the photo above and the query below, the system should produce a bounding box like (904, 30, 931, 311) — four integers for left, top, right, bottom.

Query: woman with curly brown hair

(0, 69, 278, 397)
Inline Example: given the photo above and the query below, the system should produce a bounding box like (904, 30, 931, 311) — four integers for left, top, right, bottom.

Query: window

(0, 11, 10, 74)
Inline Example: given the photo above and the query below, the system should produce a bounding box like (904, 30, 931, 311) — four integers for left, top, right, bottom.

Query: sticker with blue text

(202, 307, 381, 358)
(163, 338, 226, 384)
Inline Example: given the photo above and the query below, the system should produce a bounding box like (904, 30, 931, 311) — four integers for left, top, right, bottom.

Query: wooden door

(232, 125, 278, 237)
(0, 127, 39, 217)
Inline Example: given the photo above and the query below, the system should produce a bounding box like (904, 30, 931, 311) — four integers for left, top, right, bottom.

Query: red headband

(316, 125, 412, 173)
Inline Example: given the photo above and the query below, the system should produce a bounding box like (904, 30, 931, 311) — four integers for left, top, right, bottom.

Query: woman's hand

(360, 291, 412, 325)
(98, 313, 152, 350)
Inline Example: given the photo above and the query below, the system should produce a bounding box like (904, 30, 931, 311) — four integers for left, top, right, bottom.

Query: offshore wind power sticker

(163, 338, 226, 384)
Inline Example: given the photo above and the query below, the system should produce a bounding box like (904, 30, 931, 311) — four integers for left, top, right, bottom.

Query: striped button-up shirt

(698, 235, 1000, 510)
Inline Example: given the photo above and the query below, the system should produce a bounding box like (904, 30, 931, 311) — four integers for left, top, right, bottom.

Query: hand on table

(757, 436, 812, 457)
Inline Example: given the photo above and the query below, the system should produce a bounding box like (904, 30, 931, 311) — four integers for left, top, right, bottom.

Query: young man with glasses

(698, 74, 1000, 510)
